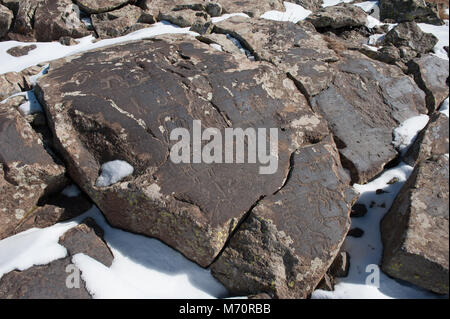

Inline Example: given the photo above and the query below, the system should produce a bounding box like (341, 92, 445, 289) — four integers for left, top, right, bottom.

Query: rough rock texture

(214, 17, 428, 184)
(379, 0, 443, 25)
(6, 44, 37, 57)
(74, 0, 131, 14)
(33, 0, 91, 42)
(404, 112, 449, 166)
(0, 257, 91, 299)
(58, 217, 114, 267)
(159, 9, 210, 28)
(381, 155, 449, 295)
(407, 55, 449, 112)
(11, 0, 43, 38)
(36, 35, 331, 268)
(384, 22, 438, 54)
(211, 138, 358, 299)
(305, 3, 368, 29)
(0, 3, 13, 38)
(214, 17, 339, 99)
(0, 72, 30, 101)
(0, 104, 66, 240)
(91, 4, 151, 38)
(293, 0, 323, 11)
(142, 0, 285, 18)
(311, 51, 427, 183)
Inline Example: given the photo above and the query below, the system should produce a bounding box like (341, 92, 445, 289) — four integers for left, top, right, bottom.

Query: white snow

(62, 184, 82, 198)
(96, 160, 134, 187)
(0, 206, 228, 299)
(0, 217, 79, 278)
(366, 15, 384, 29)
(28, 64, 49, 86)
(226, 34, 255, 60)
(354, 1, 379, 13)
(260, 2, 311, 23)
(393, 114, 430, 155)
(418, 20, 450, 60)
(368, 33, 385, 45)
(312, 162, 441, 299)
(439, 97, 449, 117)
(322, 0, 353, 7)
(209, 43, 223, 51)
(17, 91, 43, 115)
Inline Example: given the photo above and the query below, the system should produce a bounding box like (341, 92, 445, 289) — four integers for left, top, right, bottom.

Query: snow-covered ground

(0, 3, 448, 299)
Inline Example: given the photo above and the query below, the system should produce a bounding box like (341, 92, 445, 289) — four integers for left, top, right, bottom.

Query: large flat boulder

(305, 3, 368, 29)
(211, 137, 358, 298)
(36, 35, 330, 267)
(0, 103, 66, 240)
(141, 0, 285, 18)
(381, 155, 449, 295)
(74, 0, 131, 14)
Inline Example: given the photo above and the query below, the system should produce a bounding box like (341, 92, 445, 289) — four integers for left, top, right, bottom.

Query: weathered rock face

(305, 3, 368, 29)
(404, 112, 449, 166)
(379, 0, 443, 25)
(211, 137, 358, 298)
(11, 0, 43, 39)
(0, 103, 66, 240)
(407, 55, 449, 112)
(0, 218, 112, 298)
(292, 0, 323, 11)
(58, 217, 114, 267)
(74, 0, 131, 14)
(381, 155, 449, 295)
(214, 17, 428, 184)
(214, 17, 339, 99)
(384, 22, 438, 54)
(159, 8, 210, 28)
(311, 51, 427, 183)
(33, 0, 91, 42)
(36, 35, 331, 267)
(142, 0, 285, 18)
(0, 3, 13, 38)
(91, 4, 152, 38)
(0, 72, 29, 101)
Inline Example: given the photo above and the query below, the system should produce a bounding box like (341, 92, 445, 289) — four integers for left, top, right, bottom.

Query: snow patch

(16, 91, 43, 115)
(96, 160, 134, 187)
(322, 0, 353, 7)
(393, 114, 430, 155)
(260, 1, 311, 23)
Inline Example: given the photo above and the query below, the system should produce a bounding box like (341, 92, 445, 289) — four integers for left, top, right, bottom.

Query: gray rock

(6, 44, 37, 57)
(33, 0, 91, 42)
(292, 0, 323, 11)
(0, 3, 13, 38)
(158, 9, 210, 28)
(0, 72, 29, 101)
(407, 54, 449, 112)
(11, 0, 43, 39)
(305, 3, 368, 29)
(379, 0, 443, 25)
(381, 155, 449, 295)
(74, 0, 131, 14)
(211, 137, 358, 298)
(91, 4, 152, 38)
